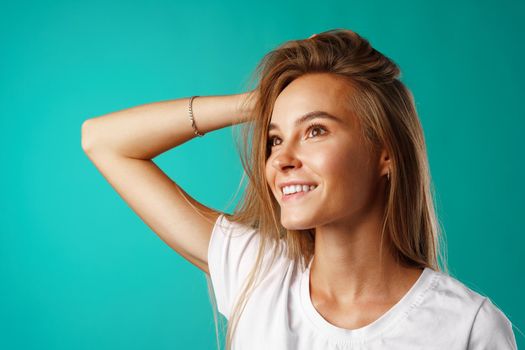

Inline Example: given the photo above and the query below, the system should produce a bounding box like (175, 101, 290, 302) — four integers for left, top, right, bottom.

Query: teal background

(1, 0, 523, 349)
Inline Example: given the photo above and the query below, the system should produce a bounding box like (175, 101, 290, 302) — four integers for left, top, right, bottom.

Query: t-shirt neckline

(299, 257, 435, 344)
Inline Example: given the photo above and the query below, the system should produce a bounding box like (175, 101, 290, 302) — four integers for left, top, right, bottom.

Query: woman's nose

(272, 148, 302, 171)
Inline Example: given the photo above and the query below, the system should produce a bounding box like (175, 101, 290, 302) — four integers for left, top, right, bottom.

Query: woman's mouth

(281, 185, 318, 202)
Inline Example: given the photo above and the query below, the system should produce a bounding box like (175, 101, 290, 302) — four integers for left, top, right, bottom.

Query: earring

(387, 169, 390, 181)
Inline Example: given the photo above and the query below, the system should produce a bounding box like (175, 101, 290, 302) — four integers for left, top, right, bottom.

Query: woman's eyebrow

(268, 111, 343, 131)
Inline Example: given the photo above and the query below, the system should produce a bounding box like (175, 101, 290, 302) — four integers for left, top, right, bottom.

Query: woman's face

(265, 73, 386, 230)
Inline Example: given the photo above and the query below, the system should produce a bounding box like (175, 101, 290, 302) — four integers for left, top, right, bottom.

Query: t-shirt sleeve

(207, 213, 261, 320)
(467, 297, 518, 350)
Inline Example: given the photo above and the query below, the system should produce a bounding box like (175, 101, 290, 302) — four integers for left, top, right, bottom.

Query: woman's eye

(268, 136, 280, 147)
(267, 123, 327, 150)
(307, 123, 327, 138)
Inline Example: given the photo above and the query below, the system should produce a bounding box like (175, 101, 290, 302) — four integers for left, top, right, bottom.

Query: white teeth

(282, 184, 318, 195)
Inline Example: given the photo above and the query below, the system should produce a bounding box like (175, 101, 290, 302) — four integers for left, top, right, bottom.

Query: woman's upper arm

(84, 149, 222, 275)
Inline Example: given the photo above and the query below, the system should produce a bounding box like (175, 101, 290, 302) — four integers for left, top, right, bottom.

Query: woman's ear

(378, 147, 391, 177)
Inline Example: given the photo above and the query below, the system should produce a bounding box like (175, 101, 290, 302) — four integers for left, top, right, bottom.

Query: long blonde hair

(205, 28, 448, 350)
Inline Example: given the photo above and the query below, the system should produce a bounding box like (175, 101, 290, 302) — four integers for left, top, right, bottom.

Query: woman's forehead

(270, 75, 357, 129)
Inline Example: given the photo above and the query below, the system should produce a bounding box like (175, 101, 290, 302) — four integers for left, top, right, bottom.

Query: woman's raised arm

(81, 92, 255, 275)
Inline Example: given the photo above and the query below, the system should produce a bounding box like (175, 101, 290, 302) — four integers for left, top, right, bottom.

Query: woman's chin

(281, 217, 316, 231)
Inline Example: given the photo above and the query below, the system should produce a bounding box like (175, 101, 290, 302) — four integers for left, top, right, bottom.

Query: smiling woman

(82, 28, 517, 350)
(209, 29, 517, 349)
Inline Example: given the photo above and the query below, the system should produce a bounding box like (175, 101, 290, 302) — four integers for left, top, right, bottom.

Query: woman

(82, 29, 517, 349)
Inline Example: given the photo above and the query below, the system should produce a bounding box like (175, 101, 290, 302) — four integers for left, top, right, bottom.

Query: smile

(281, 185, 318, 202)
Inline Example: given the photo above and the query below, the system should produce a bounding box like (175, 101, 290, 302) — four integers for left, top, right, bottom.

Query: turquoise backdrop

(1, 0, 523, 349)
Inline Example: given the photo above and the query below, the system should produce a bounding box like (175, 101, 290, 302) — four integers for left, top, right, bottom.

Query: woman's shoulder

(207, 213, 291, 319)
(216, 213, 261, 238)
(424, 268, 517, 348)
(429, 269, 487, 304)
(215, 213, 286, 254)
(427, 268, 506, 313)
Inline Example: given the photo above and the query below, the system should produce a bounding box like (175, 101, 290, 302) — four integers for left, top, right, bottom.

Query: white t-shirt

(207, 214, 518, 349)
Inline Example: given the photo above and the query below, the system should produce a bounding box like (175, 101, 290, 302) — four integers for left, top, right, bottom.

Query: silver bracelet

(188, 95, 205, 137)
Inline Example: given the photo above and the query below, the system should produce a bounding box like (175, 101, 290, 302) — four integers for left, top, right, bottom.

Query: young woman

(82, 29, 517, 349)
